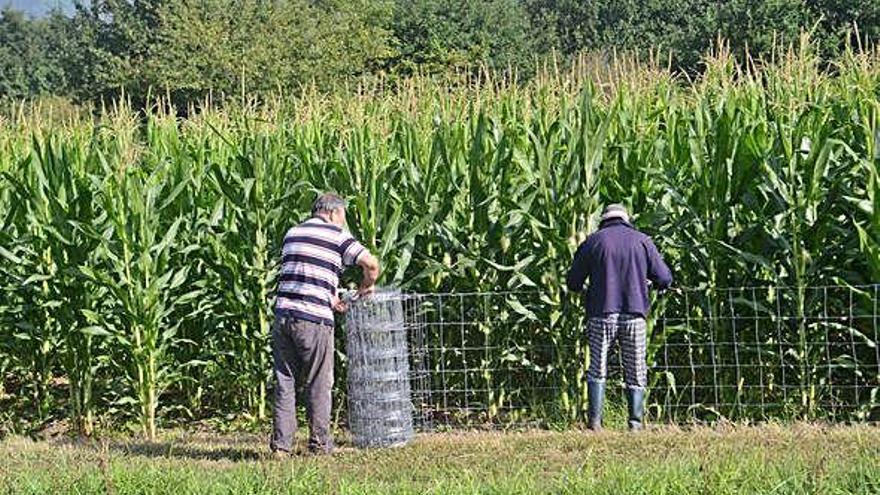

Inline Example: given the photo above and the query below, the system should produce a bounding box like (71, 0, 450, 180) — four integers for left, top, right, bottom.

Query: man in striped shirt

(271, 193, 379, 456)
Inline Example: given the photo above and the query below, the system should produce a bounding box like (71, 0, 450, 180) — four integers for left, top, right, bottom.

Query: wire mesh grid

(344, 289, 414, 447)
(391, 286, 880, 430)
(404, 291, 561, 429)
(652, 285, 880, 422)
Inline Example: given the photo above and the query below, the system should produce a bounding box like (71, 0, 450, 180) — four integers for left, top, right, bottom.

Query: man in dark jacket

(566, 204, 673, 431)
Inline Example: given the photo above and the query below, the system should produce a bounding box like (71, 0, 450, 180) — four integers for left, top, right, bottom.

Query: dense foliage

(1, 1, 879, 106)
(1, 40, 879, 436)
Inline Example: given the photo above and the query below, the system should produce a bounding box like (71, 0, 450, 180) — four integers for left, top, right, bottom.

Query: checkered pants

(587, 313, 648, 389)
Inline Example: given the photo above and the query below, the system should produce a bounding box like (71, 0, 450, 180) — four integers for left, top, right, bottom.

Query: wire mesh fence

(344, 289, 414, 447)
(372, 285, 880, 430)
(652, 285, 880, 422)
(403, 291, 565, 428)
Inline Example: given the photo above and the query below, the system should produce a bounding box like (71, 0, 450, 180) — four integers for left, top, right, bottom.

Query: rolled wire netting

(344, 289, 414, 448)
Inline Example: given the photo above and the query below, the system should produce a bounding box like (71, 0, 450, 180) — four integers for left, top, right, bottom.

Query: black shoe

(270, 449, 291, 460)
(307, 440, 335, 455)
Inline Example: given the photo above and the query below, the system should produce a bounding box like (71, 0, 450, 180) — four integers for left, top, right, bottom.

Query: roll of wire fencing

(344, 289, 414, 448)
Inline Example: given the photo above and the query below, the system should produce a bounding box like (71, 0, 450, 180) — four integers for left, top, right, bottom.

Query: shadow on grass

(51, 431, 360, 463)
(89, 440, 266, 462)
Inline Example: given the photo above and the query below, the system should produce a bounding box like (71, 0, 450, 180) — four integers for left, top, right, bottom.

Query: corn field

(1, 40, 879, 438)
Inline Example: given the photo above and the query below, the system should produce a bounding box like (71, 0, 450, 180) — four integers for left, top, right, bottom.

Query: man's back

(275, 217, 366, 326)
(568, 204, 673, 432)
(566, 218, 672, 317)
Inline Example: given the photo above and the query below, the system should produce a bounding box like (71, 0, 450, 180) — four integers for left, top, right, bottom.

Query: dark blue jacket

(566, 218, 673, 318)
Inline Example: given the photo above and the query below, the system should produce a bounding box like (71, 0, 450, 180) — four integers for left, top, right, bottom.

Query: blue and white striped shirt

(275, 217, 368, 326)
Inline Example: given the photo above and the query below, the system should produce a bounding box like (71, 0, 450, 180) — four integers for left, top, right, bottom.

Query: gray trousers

(587, 313, 648, 389)
(270, 315, 335, 453)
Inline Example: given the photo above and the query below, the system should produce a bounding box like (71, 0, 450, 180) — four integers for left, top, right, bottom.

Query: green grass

(1, 424, 878, 494)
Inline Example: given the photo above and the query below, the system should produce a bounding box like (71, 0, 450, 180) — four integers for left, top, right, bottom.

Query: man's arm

(340, 233, 380, 297)
(645, 239, 673, 290)
(357, 252, 380, 295)
(566, 242, 589, 293)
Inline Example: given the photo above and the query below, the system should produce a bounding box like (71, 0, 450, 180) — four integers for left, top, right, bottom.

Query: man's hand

(331, 295, 348, 313)
(356, 252, 380, 297)
(658, 286, 681, 297)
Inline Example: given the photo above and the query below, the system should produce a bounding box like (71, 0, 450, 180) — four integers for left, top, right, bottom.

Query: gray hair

(312, 193, 348, 216)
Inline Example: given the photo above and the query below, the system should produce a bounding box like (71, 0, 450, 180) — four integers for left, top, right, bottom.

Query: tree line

(1, 1, 879, 107)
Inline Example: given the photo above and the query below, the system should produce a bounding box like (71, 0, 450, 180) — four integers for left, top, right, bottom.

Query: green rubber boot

(626, 387, 645, 431)
(587, 381, 605, 431)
